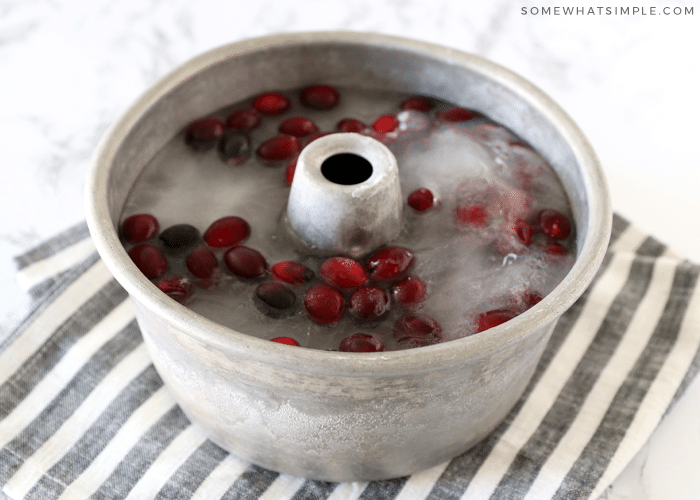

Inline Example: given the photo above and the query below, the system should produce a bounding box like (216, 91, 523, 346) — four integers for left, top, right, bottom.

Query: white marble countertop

(1, 1, 698, 498)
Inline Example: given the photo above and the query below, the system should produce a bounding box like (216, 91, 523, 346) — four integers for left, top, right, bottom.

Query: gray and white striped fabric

(2, 214, 699, 500)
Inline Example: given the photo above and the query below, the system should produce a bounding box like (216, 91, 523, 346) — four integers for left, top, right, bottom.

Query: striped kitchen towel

(1, 214, 699, 500)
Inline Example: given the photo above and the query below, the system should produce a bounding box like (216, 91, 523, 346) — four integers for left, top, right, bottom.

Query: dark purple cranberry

(337, 118, 366, 133)
(256, 135, 302, 162)
(407, 188, 435, 212)
(121, 214, 159, 244)
(366, 246, 414, 283)
(438, 107, 476, 122)
(253, 92, 290, 115)
(156, 276, 194, 305)
(304, 283, 345, 325)
(300, 85, 340, 109)
(372, 115, 399, 134)
(349, 286, 390, 321)
(339, 333, 385, 352)
(185, 117, 225, 151)
(225, 108, 262, 132)
(321, 257, 368, 289)
(186, 247, 218, 280)
(224, 245, 268, 279)
(218, 132, 251, 165)
(270, 261, 314, 285)
(392, 276, 427, 309)
(128, 244, 168, 280)
(474, 309, 517, 333)
(253, 282, 297, 318)
(203, 216, 250, 247)
(393, 315, 442, 347)
(271, 336, 300, 346)
(279, 117, 319, 138)
(158, 224, 200, 252)
(538, 209, 571, 240)
(400, 96, 432, 112)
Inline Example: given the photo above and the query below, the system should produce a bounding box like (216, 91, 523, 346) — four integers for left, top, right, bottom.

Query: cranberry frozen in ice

(253, 92, 290, 115)
(321, 257, 369, 289)
(254, 282, 297, 319)
(128, 244, 167, 280)
(300, 85, 340, 109)
(349, 286, 390, 321)
(184, 117, 225, 151)
(224, 245, 268, 279)
(203, 217, 250, 248)
(339, 333, 385, 353)
(304, 283, 345, 326)
(121, 214, 159, 244)
(256, 135, 302, 162)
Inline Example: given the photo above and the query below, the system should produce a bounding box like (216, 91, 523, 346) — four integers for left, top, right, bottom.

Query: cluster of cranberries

(120, 209, 442, 352)
(125, 85, 575, 351)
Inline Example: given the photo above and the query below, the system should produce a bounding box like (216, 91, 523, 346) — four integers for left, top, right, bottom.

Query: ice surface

(120, 87, 576, 351)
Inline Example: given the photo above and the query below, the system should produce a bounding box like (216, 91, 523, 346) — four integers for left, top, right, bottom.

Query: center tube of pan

(285, 133, 403, 258)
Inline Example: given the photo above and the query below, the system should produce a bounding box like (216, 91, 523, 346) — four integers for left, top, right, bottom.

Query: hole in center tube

(321, 153, 373, 185)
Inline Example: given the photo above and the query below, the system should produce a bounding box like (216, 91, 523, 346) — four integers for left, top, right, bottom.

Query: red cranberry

(203, 216, 250, 247)
(304, 283, 345, 325)
(156, 276, 194, 305)
(320, 257, 368, 289)
(339, 333, 385, 353)
(279, 117, 319, 138)
(121, 214, 159, 244)
(159, 224, 199, 252)
(253, 92, 290, 115)
(496, 219, 533, 256)
(186, 247, 218, 279)
(254, 282, 297, 318)
(542, 242, 570, 260)
(438, 106, 476, 122)
(271, 336, 300, 346)
(128, 244, 168, 280)
(218, 132, 251, 166)
(393, 314, 442, 346)
(407, 188, 435, 212)
(400, 96, 432, 112)
(372, 115, 399, 134)
(349, 286, 390, 321)
(270, 261, 314, 285)
(300, 85, 340, 109)
(509, 289, 544, 314)
(337, 118, 366, 133)
(474, 309, 517, 333)
(184, 117, 225, 151)
(284, 159, 297, 186)
(225, 108, 262, 132)
(455, 203, 490, 228)
(392, 276, 427, 309)
(366, 246, 414, 283)
(256, 135, 302, 162)
(538, 209, 571, 240)
(224, 245, 267, 279)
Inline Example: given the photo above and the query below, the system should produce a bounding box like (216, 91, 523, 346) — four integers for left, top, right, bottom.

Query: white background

(1, 1, 699, 498)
